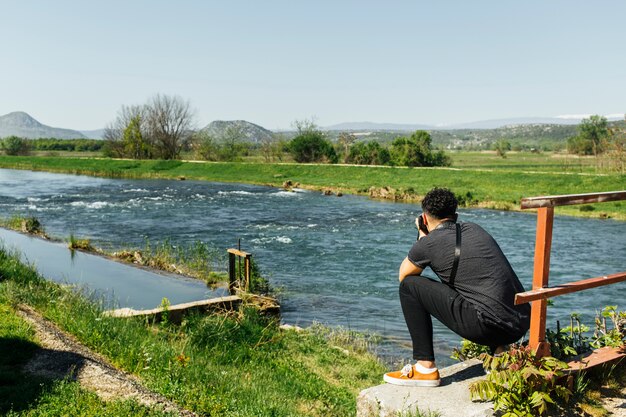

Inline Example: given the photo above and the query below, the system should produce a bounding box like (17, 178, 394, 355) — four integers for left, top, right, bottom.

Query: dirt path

(18, 304, 196, 417)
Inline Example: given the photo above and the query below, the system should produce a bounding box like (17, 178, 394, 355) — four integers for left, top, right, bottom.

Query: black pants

(399, 275, 521, 361)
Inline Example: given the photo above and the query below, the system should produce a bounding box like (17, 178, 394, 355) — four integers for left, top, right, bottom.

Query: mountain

(0, 111, 86, 139)
(324, 121, 434, 131)
(201, 120, 274, 143)
(325, 115, 624, 132)
(80, 129, 105, 139)
(438, 117, 606, 129)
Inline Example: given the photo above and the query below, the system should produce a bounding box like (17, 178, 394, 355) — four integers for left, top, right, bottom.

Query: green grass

(0, 154, 624, 219)
(0, 247, 386, 416)
(448, 150, 599, 173)
(0, 301, 175, 416)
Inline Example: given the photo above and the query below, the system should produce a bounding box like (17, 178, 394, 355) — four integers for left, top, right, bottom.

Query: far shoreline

(0, 155, 624, 221)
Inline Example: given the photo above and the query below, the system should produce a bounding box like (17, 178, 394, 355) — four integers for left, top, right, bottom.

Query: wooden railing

(515, 191, 626, 360)
(227, 248, 251, 294)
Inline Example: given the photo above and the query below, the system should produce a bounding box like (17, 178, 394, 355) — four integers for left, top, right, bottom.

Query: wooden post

(529, 207, 554, 358)
(227, 248, 252, 293)
(244, 255, 251, 292)
(228, 252, 236, 295)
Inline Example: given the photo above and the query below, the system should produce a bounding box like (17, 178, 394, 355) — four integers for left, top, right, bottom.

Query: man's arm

(399, 257, 423, 282)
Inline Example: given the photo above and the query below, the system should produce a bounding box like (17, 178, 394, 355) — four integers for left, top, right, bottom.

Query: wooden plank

(521, 190, 626, 209)
(515, 271, 626, 304)
(104, 295, 242, 324)
(567, 346, 626, 372)
(529, 207, 553, 358)
(227, 248, 251, 257)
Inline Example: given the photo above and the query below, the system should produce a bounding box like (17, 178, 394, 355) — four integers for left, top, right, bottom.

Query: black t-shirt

(408, 221, 531, 334)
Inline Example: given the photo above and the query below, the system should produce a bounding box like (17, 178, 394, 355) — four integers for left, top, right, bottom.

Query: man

(384, 188, 530, 387)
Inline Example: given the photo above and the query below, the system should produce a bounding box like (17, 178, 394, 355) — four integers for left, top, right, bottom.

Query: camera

(417, 213, 429, 238)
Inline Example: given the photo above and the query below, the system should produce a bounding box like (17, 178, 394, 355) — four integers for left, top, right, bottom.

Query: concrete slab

(356, 359, 494, 417)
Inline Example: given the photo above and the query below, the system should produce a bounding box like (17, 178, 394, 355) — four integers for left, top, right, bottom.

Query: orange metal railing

(515, 191, 626, 359)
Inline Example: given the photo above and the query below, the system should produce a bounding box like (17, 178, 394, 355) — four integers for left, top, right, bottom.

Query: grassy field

(0, 302, 175, 416)
(0, 247, 386, 416)
(0, 153, 624, 219)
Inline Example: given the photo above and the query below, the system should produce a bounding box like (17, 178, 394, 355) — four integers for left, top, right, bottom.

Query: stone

(356, 359, 494, 417)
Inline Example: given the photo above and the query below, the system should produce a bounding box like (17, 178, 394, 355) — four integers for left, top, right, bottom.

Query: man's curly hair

(421, 188, 458, 219)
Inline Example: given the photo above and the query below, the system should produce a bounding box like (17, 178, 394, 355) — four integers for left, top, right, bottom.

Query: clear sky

(1, 1, 625, 130)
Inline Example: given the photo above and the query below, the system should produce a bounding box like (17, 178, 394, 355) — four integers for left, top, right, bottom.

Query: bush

(346, 141, 391, 165)
(1, 136, 31, 155)
(289, 130, 337, 163)
(389, 130, 451, 167)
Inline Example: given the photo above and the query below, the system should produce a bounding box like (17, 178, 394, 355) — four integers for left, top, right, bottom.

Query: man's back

(408, 221, 530, 334)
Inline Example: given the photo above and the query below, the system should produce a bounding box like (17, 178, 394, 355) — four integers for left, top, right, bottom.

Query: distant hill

(0, 112, 86, 139)
(430, 124, 579, 148)
(324, 116, 624, 132)
(201, 120, 273, 143)
(324, 121, 434, 131)
(80, 129, 105, 139)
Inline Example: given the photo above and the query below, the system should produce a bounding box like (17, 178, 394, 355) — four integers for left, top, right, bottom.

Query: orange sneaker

(383, 364, 441, 387)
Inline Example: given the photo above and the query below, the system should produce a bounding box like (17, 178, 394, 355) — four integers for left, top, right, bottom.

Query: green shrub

(450, 339, 491, 361)
(1, 136, 31, 156)
(289, 130, 337, 163)
(470, 345, 571, 416)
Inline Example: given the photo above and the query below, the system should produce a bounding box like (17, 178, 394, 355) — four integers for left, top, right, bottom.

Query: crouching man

(384, 188, 530, 387)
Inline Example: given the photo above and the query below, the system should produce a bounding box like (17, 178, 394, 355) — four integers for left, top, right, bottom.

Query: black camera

(417, 213, 429, 239)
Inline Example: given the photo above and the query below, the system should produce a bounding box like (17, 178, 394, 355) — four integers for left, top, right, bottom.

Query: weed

(68, 233, 96, 251)
(471, 345, 571, 416)
(0, 215, 47, 237)
(450, 339, 491, 361)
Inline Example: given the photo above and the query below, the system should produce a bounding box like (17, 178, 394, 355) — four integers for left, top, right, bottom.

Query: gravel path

(18, 304, 196, 417)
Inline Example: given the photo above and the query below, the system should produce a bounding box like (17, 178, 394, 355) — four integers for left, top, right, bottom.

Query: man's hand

(416, 215, 429, 240)
(399, 257, 423, 282)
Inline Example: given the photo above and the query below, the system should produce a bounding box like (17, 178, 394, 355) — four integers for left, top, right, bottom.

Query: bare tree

(144, 94, 195, 160)
(337, 132, 357, 162)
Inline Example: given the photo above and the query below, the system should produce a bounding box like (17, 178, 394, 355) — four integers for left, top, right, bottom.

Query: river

(1, 168, 624, 366)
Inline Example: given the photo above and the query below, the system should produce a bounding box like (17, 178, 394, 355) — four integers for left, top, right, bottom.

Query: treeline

(102, 95, 451, 167)
(0, 136, 104, 155)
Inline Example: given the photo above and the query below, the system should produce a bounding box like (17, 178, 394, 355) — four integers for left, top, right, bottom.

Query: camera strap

(448, 223, 461, 288)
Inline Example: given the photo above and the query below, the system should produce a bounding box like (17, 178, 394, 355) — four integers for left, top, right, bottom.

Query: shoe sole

(383, 374, 441, 387)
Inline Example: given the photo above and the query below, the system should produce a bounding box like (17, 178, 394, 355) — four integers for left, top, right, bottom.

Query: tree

(494, 140, 511, 158)
(337, 132, 357, 163)
(567, 115, 609, 156)
(193, 130, 219, 161)
(104, 95, 195, 160)
(1, 136, 30, 156)
(103, 105, 146, 158)
(288, 120, 337, 163)
(218, 124, 249, 161)
(123, 115, 151, 159)
(261, 132, 287, 163)
(144, 94, 195, 160)
(390, 130, 450, 167)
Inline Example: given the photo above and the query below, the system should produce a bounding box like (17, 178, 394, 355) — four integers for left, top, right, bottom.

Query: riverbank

(0, 246, 386, 416)
(0, 156, 624, 219)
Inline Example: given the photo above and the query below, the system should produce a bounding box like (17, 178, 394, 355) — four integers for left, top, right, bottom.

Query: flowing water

(1, 168, 624, 365)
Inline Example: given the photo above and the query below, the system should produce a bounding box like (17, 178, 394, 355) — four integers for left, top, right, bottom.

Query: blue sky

(1, 1, 624, 130)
